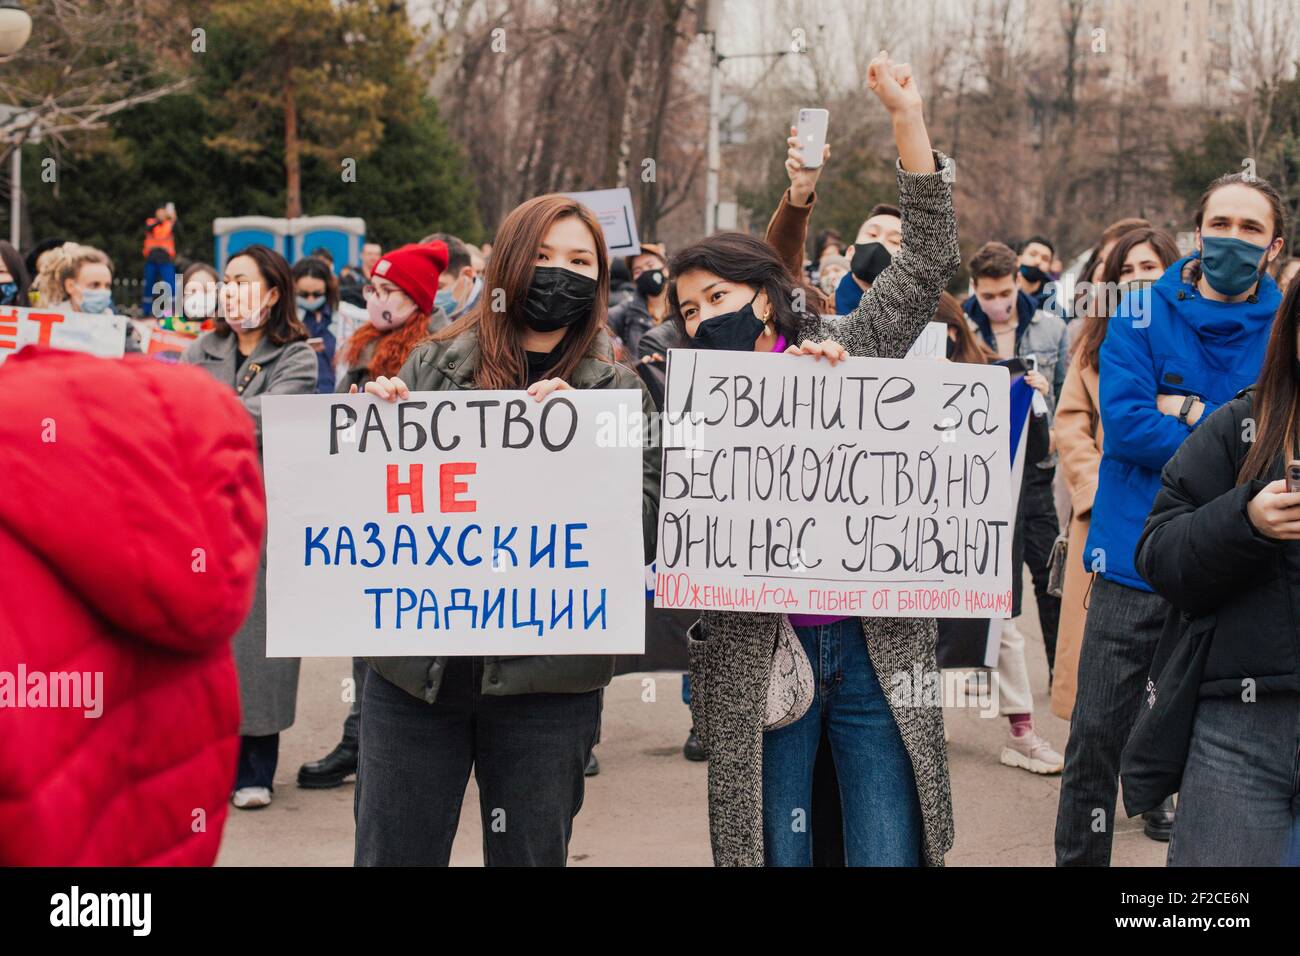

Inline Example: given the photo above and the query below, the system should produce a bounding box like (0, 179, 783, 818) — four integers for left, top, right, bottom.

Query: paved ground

(217, 591, 1168, 867)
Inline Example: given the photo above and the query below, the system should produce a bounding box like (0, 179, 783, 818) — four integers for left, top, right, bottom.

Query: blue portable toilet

(290, 216, 367, 274)
(214, 217, 291, 271)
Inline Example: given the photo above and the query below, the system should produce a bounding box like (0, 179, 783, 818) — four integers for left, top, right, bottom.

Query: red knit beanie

(370, 241, 449, 315)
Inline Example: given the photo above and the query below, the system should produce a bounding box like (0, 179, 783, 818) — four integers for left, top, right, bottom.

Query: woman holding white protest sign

(667, 51, 961, 867)
(355, 194, 661, 866)
(297, 240, 453, 791)
(182, 244, 318, 810)
(30, 242, 142, 353)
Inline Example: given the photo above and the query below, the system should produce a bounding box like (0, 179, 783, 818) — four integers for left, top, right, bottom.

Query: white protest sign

(262, 390, 647, 656)
(653, 349, 1013, 618)
(0, 305, 127, 366)
(905, 321, 948, 360)
(563, 188, 640, 257)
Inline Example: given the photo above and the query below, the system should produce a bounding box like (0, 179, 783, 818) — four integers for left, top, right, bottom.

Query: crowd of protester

(3, 48, 1300, 869)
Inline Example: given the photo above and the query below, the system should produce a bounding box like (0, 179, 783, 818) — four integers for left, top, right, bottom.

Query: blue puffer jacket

(1086, 255, 1281, 590)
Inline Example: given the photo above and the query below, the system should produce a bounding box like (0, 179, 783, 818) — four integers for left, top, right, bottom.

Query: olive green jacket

(366, 329, 660, 704)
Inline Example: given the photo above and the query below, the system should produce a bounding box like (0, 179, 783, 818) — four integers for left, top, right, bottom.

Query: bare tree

(1231, 0, 1300, 162)
(0, 0, 193, 152)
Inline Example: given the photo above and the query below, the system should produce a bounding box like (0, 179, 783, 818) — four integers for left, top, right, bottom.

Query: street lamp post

(1, 0, 34, 247)
(699, 7, 807, 237)
(705, 31, 721, 237)
(0, 0, 32, 56)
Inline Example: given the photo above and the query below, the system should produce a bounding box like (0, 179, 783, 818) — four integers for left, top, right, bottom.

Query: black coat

(1136, 390, 1300, 698)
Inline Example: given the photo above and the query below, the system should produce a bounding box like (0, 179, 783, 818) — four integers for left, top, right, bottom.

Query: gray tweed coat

(183, 331, 318, 736)
(686, 150, 962, 866)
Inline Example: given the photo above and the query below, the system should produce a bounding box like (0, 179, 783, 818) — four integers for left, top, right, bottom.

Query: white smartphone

(794, 108, 829, 169)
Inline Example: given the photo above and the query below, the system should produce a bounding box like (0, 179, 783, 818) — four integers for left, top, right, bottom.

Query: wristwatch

(1178, 394, 1201, 426)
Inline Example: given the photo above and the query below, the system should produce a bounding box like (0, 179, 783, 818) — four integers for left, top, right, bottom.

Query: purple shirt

(767, 333, 847, 628)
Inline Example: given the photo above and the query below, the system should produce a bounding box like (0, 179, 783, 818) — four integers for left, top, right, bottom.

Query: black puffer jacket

(1136, 390, 1300, 698)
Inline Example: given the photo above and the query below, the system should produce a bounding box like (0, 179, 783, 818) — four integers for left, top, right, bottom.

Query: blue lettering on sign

(358, 586, 613, 635)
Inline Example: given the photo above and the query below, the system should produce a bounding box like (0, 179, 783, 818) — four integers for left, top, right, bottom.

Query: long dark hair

(292, 255, 340, 311)
(937, 291, 994, 365)
(213, 244, 307, 346)
(667, 232, 818, 344)
(1072, 227, 1180, 371)
(1240, 276, 1300, 483)
(435, 194, 609, 390)
(0, 240, 31, 306)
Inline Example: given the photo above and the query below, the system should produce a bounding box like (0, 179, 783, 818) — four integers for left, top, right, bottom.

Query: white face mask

(221, 284, 273, 330)
(184, 289, 217, 319)
(233, 308, 267, 331)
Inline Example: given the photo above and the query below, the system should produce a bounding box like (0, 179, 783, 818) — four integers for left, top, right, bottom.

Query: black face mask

(1019, 263, 1048, 286)
(851, 242, 892, 285)
(693, 292, 766, 351)
(945, 334, 957, 359)
(635, 268, 666, 298)
(522, 266, 598, 333)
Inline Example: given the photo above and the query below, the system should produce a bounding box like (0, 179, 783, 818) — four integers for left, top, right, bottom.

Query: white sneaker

(999, 730, 1064, 774)
(232, 786, 272, 809)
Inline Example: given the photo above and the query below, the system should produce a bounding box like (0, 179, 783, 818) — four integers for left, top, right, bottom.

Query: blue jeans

(1168, 693, 1300, 866)
(762, 618, 923, 866)
(142, 258, 176, 315)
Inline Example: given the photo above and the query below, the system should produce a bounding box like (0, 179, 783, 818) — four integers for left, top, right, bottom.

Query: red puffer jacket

(0, 347, 266, 865)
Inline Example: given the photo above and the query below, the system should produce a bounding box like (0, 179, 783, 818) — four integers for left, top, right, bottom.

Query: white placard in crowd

(261, 390, 647, 656)
(563, 187, 641, 257)
(653, 348, 1013, 618)
(0, 305, 127, 366)
(905, 321, 948, 360)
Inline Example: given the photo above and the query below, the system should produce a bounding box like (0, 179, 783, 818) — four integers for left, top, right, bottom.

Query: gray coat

(687, 151, 962, 867)
(608, 292, 655, 357)
(182, 329, 318, 735)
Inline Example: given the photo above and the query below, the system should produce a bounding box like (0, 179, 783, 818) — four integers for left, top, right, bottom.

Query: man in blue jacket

(1055, 173, 1287, 865)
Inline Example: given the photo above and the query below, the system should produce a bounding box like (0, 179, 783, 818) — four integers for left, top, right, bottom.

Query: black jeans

(1013, 461, 1062, 672)
(354, 658, 601, 866)
(236, 733, 279, 790)
(1055, 575, 1168, 865)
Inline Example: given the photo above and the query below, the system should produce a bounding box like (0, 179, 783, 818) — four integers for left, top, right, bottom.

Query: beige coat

(1050, 358, 1103, 720)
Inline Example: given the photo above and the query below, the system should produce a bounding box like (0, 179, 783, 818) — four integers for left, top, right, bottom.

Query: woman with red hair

(296, 241, 453, 790)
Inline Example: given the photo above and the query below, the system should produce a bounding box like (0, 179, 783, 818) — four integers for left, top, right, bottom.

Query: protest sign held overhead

(261, 390, 647, 657)
(653, 348, 1013, 618)
(562, 188, 640, 258)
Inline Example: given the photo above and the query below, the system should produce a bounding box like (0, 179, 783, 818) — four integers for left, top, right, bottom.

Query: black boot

(1142, 795, 1176, 842)
(584, 749, 600, 776)
(297, 741, 358, 789)
(683, 727, 706, 762)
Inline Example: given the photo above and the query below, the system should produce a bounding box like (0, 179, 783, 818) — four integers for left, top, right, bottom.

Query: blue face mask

(80, 288, 113, 314)
(434, 289, 459, 314)
(296, 294, 326, 312)
(1199, 235, 1269, 297)
(0, 282, 17, 305)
